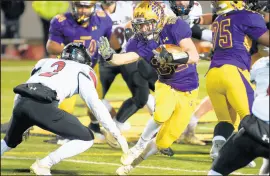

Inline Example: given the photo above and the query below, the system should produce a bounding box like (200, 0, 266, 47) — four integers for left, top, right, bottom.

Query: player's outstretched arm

(78, 72, 129, 153)
(98, 36, 140, 65)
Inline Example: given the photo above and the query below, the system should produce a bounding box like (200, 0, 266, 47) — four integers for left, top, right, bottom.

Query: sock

(208, 169, 222, 175)
(141, 138, 158, 160)
(212, 136, 226, 142)
(183, 114, 199, 135)
(101, 99, 112, 112)
(130, 138, 159, 168)
(146, 94, 155, 115)
(39, 140, 94, 168)
(1, 139, 12, 156)
(137, 118, 160, 149)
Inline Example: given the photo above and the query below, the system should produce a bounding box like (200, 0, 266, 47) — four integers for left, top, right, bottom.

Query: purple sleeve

(48, 17, 64, 44)
(172, 19, 192, 44)
(244, 13, 268, 41)
(104, 16, 113, 39)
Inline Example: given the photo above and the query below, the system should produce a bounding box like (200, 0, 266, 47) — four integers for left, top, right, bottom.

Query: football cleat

(177, 133, 206, 146)
(121, 145, 144, 165)
(159, 147, 175, 157)
(116, 165, 134, 176)
(210, 139, 226, 160)
(30, 159, 51, 175)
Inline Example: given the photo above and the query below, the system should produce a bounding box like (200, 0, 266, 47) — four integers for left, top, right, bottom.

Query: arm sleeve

(49, 16, 65, 44)
(78, 73, 122, 138)
(172, 19, 192, 44)
(244, 13, 268, 41)
(104, 16, 113, 39)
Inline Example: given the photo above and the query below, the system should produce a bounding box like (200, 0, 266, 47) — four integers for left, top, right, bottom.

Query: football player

(208, 57, 269, 175)
(46, 1, 121, 142)
(205, 0, 269, 163)
(0, 43, 128, 175)
(98, 2, 200, 175)
(96, 1, 151, 131)
(169, 0, 213, 146)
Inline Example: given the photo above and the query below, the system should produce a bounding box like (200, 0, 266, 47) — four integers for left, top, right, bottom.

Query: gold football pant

(206, 64, 255, 128)
(153, 81, 198, 149)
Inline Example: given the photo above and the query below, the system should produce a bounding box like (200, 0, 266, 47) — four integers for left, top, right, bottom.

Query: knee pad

(214, 122, 235, 140)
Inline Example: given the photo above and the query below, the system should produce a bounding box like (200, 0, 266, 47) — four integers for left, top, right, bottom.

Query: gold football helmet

(71, 1, 97, 24)
(211, 1, 245, 15)
(132, 1, 165, 41)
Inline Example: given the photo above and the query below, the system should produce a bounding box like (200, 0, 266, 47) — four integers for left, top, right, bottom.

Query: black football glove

(153, 45, 173, 65)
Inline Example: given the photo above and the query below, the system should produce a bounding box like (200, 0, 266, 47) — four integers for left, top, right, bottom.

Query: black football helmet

(245, 0, 269, 12)
(61, 42, 92, 65)
(169, 1, 194, 16)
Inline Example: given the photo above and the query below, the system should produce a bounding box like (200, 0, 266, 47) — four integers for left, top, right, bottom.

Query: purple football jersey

(49, 12, 113, 64)
(210, 10, 268, 71)
(126, 18, 199, 92)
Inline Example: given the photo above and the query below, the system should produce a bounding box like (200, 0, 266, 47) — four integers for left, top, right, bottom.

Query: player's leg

(137, 59, 158, 115)
(120, 81, 176, 166)
(1, 97, 33, 156)
(115, 63, 149, 130)
(225, 66, 254, 119)
(209, 128, 268, 175)
(206, 67, 236, 159)
(155, 88, 198, 149)
(117, 87, 198, 174)
(178, 96, 212, 145)
(25, 98, 94, 175)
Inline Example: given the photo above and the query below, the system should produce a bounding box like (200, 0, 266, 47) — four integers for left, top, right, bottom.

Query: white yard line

(2, 156, 253, 175)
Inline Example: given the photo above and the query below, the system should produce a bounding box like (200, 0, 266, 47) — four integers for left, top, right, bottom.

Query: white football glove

(98, 36, 116, 61)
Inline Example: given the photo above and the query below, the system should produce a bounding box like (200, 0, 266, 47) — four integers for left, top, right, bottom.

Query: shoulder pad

(166, 16, 180, 25)
(54, 14, 67, 23)
(96, 10, 107, 18)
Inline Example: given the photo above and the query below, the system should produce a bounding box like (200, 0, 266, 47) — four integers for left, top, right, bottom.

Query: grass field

(1, 60, 263, 175)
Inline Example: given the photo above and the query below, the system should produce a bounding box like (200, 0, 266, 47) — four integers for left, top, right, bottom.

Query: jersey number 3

(39, 61, 66, 77)
(212, 19, 233, 49)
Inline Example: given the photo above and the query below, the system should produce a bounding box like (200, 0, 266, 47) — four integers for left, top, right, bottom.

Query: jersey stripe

(89, 69, 97, 88)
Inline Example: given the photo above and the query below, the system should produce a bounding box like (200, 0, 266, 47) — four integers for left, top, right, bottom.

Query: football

(155, 44, 183, 53)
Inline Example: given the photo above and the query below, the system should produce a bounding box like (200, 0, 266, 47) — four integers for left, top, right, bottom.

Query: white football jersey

(96, 1, 134, 48)
(250, 57, 269, 122)
(27, 58, 96, 103)
(25, 58, 123, 139)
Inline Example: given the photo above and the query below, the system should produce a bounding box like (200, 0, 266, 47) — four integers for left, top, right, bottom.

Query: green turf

(1, 60, 263, 175)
